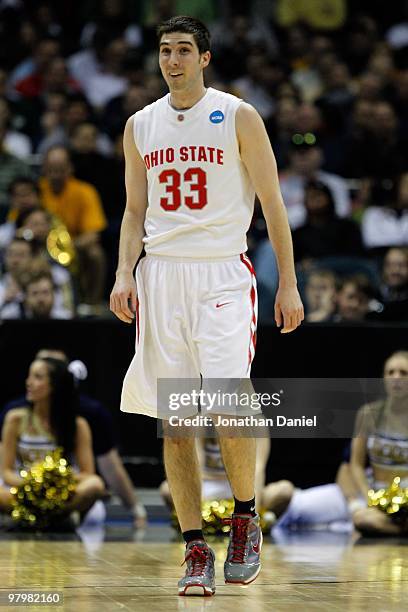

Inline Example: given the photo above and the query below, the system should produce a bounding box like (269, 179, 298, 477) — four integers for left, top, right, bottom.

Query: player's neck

(169, 84, 207, 111)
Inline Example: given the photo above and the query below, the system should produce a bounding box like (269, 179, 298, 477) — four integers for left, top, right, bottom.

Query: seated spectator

(362, 173, 408, 249)
(293, 180, 364, 264)
(0, 176, 40, 252)
(82, 37, 129, 110)
(0, 348, 147, 528)
(70, 122, 113, 209)
(2, 270, 72, 320)
(346, 101, 408, 178)
(279, 138, 351, 229)
(232, 52, 277, 121)
(15, 206, 76, 314)
(0, 237, 32, 318)
(304, 269, 338, 322)
(39, 146, 107, 306)
(334, 275, 375, 322)
(101, 84, 149, 140)
(377, 247, 408, 321)
(0, 97, 32, 160)
(0, 124, 33, 210)
(351, 351, 408, 535)
(11, 37, 60, 98)
(254, 181, 363, 323)
(269, 97, 299, 169)
(37, 93, 112, 157)
(15, 54, 80, 102)
(0, 356, 105, 523)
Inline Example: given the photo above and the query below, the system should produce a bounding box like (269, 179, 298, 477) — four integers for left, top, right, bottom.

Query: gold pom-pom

(368, 477, 408, 524)
(10, 448, 77, 528)
(171, 499, 277, 535)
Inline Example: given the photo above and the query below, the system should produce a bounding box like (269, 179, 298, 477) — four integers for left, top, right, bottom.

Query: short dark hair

(8, 176, 39, 196)
(157, 16, 210, 54)
(25, 270, 54, 291)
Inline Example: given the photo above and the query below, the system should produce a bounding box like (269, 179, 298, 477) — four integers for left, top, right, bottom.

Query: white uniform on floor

(121, 87, 258, 419)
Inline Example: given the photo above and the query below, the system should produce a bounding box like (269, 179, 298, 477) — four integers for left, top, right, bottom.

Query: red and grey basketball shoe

(224, 513, 263, 585)
(178, 540, 216, 596)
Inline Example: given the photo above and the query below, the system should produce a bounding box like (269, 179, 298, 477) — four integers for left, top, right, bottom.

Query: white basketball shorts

(120, 253, 257, 419)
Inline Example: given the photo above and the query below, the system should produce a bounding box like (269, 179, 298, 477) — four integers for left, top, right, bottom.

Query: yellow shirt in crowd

(39, 177, 107, 237)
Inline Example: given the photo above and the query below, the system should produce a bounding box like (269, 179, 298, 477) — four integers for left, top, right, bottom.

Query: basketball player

(110, 16, 303, 596)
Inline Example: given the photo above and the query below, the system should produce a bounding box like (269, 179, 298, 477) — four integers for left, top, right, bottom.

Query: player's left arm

(236, 103, 304, 333)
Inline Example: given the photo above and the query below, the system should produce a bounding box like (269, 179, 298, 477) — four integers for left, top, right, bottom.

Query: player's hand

(274, 285, 304, 333)
(110, 271, 137, 324)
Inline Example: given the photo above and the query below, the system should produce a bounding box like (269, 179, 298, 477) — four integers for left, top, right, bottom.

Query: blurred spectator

(316, 62, 354, 135)
(3, 270, 72, 320)
(0, 236, 32, 318)
(364, 102, 407, 177)
(376, 247, 408, 321)
(279, 139, 351, 229)
(80, 0, 141, 50)
(285, 25, 326, 103)
(362, 174, 408, 249)
(269, 97, 298, 169)
(343, 16, 379, 76)
(232, 52, 278, 120)
(356, 71, 384, 103)
(12, 37, 61, 98)
(342, 99, 375, 177)
(334, 275, 374, 322)
(293, 181, 364, 264)
(102, 84, 149, 140)
(39, 146, 107, 305)
(40, 56, 81, 98)
(0, 176, 40, 251)
(15, 206, 76, 315)
(0, 97, 32, 159)
(81, 37, 129, 110)
(211, 13, 277, 81)
(37, 93, 112, 156)
(0, 124, 33, 210)
(304, 269, 337, 322)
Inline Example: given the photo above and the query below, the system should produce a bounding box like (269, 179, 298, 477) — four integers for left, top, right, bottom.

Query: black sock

(183, 529, 205, 545)
(234, 496, 256, 517)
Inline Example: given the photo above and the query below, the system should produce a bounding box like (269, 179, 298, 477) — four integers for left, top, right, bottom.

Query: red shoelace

(223, 517, 250, 563)
(182, 545, 209, 576)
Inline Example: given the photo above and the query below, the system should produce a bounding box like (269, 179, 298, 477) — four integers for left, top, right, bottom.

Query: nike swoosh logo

(252, 535, 261, 554)
(216, 302, 233, 308)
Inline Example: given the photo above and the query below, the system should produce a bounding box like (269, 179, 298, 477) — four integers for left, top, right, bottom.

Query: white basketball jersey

(133, 87, 255, 258)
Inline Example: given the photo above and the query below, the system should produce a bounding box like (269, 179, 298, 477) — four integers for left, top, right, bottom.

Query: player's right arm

(110, 116, 148, 323)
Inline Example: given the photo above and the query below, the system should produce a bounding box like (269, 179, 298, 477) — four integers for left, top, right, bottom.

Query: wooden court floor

(0, 530, 407, 611)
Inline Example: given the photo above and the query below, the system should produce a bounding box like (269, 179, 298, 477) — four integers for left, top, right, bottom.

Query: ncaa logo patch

(209, 110, 224, 124)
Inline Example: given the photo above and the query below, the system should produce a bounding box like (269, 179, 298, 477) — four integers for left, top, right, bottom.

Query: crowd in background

(0, 0, 407, 322)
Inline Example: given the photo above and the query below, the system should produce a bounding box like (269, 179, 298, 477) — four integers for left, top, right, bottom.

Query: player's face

(159, 32, 210, 92)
